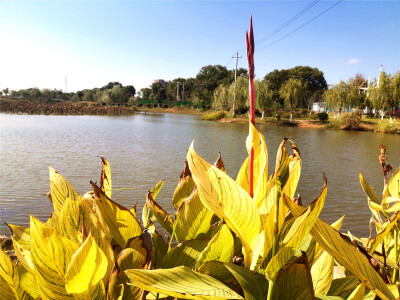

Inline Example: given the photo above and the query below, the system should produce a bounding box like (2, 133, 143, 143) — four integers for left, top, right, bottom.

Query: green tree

(255, 80, 273, 116)
(264, 66, 327, 107)
(150, 82, 167, 103)
(324, 81, 354, 116)
(2, 88, 9, 96)
(166, 78, 186, 102)
(140, 88, 151, 101)
(29, 88, 41, 100)
(279, 78, 306, 122)
(194, 65, 231, 102)
(368, 71, 396, 118)
(122, 85, 136, 103)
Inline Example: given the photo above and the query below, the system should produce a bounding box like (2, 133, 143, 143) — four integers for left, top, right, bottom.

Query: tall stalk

(246, 16, 255, 198)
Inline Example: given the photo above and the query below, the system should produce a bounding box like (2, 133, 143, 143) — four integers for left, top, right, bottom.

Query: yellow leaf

(160, 239, 210, 269)
(99, 156, 112, 199)
(65, 233, 108, 296)
(172, 161, 196, 209)
(79, 196, 114, 285)
(196, 224, 234, 269)
(311, 250, 334, 296)
(388, 167, 400, 197)
(272, 254, 314, 300)
(146, 190, 173, 234)
(58, 196, 81, 243)
(125, 266, 243, 299)
(369, 212, 399, 253)
(30, 215, 78, 300)
(6, 223, 30, 251)
(18, 263, 40, 299)
(11, 237, 34, 272)
(45, 212, 59, 228)
(0, 248, 29, 300)
(108, 232, 152, 300)
(92, 182, 142, 247)
(187, 141, 262, 268)
(285, 197, 396, 300)
(49, 166, 78, 217)
(175, 188, 213, 243)
(265, 180, 326, 280)
(360, 172, 381, 204)
(347, 282, 365, 300)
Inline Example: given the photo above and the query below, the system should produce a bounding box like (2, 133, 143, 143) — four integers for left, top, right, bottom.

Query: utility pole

(182, 82, 185, 102)
(232, 52, 242, 116)
(176, 82, 181, 101)
(65, 77, 67, 93)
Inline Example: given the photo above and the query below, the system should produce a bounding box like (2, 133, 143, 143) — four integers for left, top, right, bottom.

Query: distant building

(312, 102, 325, 112)
(153, 79, 170, 87)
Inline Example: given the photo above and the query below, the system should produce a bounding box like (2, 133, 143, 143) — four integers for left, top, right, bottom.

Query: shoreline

(1, 99, 396, 133)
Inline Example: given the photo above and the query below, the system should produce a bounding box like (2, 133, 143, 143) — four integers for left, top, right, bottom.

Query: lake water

(1, 113, 399, 237)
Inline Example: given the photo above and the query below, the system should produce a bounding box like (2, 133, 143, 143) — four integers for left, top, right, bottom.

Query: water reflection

(1, 113, 399, 237)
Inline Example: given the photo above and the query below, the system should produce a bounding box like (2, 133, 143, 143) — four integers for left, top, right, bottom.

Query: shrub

(201, 110, 228, 120)
(234, 106, 249, 116)
(376, 118, 400, 134)
(317, 112, 329, 122)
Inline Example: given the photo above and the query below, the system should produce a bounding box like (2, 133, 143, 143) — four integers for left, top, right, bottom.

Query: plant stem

(168, 214, 180, 252)
(267, 279, 275, 300)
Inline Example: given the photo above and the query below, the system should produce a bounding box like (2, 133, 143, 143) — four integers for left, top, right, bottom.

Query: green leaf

(91, 182, 142, 247)
(175, 188, 213, 243)
(196, 224, 234, 269)
(99, 156, 112, 199)
(187, 141, 262, 268)
(224, 262, 269, 300)
(311, 250, 334, 296)
(65, 233, 108, 296)
(30, 215, 78, 300)
(285, 197, 396, 300)
(49, 166, 78, 217)
(0, 248, 29, 300)
(125, 266, 243, 299)
(160, 239, 210, 269)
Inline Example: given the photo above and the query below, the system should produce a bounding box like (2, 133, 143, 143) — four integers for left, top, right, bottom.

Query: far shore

(1, 99, 397, 134)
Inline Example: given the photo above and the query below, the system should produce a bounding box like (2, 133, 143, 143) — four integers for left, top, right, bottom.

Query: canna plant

(1, 18, 399, 300)
(359, 145, 400, 285)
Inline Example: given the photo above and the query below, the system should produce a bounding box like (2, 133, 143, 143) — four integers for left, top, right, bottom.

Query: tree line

(0, 82, 136, 106)
(1, 65, 399, 117)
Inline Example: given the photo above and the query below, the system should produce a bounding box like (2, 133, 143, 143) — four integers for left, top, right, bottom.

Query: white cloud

(347, 58, 360, 65)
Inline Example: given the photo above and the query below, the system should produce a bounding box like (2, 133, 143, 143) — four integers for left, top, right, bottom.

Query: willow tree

(369, 71, 400, 119)
(255, 79, 273, 118)
(323, 80, 357, 116)
(279, 78, 306, 122)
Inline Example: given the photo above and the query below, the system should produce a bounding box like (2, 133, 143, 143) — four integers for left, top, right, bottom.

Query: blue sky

(0, 1, 399, 93)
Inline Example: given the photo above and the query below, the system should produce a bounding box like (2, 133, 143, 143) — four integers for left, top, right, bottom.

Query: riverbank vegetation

(1, 123, 399, 299)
